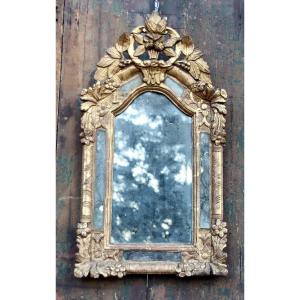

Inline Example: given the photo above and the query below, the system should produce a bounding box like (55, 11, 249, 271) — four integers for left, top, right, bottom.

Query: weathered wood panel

(56, 0, 244, 299)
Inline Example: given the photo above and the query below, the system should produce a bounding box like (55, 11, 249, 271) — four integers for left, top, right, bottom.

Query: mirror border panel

(75, 11, 228, 278)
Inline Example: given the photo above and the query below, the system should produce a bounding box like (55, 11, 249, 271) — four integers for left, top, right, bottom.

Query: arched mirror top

(112, 74, 196, 117)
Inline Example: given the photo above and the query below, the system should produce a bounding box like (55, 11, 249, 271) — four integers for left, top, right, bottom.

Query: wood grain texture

(56, 0, 244, 299)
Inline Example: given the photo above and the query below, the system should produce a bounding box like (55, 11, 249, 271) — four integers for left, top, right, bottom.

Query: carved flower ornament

(212, 219, 228, 238)
(77, 222, 91, 237)
(133, 12, 179, 60)
(145, 11, 167, 34)
(92, 10, 213, 86)
(176, 263, 194, 277)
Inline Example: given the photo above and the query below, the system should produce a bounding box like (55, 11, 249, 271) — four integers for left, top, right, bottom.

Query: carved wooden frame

(74, 11, 228, 278)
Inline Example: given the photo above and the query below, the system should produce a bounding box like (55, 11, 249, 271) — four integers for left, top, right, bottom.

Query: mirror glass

(199, 132, 211, 229)
(94, 129, 106, 229)
(111, 92, 193, 244)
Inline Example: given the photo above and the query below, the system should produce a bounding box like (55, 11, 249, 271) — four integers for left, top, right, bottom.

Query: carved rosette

(76, 10, 228, 278)
(74, 223, 126, 278)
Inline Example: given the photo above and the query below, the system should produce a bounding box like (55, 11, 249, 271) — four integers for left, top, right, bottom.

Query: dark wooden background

(56, 0, 244, 299)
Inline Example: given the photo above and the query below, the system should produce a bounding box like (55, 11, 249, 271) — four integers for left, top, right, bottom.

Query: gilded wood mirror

(74, 10, 228, 278)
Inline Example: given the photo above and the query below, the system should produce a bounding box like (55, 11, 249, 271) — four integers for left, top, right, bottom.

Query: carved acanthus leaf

(95, 33, 131, 82)
(80, 77, 121, 144)
(174, 36, 211, 83)
(210, 89, 227, 145)
(141, 66, 167, 85)
(189, 49, 203, 61)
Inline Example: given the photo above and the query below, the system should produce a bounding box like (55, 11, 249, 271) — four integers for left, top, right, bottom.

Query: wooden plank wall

(56, 0, 244, 299)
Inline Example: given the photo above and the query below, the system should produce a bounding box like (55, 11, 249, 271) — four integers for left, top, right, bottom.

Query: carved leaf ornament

(75, 10, 228, 278)
(80, 11, 227, 146)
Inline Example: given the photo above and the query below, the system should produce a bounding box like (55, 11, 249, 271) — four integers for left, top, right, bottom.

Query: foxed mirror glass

(111, 91, 193, 245)
(75, 10, 228, 278)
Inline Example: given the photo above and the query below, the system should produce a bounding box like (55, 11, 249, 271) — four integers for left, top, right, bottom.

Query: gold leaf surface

(97, 55, 115, 68)
(116, 33, 130, 52)
(134, 45, 146, 57)
(163, 47, 176, 57)
(189, 49, 203, 61)
(196, 57, 210, 73)
(133, 33, 144, 45)
(106, 47, 121, 59)
(181, 36, 194, 56)
(94, 67, 108, 81)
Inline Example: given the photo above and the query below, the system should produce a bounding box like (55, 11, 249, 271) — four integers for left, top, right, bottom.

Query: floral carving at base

(176, 220, 228, 277)
(210, 219, 228, 275)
